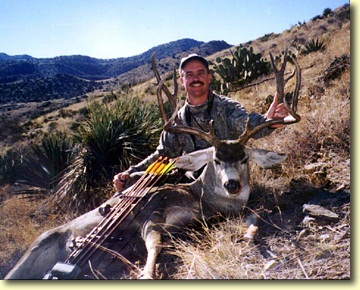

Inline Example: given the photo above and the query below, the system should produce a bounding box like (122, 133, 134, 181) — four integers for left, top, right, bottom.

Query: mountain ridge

(0, 38, 231, 103)
(0, 38, 231, 80)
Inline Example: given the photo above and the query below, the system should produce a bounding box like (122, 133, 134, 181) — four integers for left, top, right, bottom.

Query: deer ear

(175, 147, 214, 171)
(247, 148, 287, 169)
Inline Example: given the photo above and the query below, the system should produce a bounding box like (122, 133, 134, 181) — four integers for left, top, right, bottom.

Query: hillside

(0, 39, 231, 104)
(0, 3, 350, 280)
(0, 39, 206, 80)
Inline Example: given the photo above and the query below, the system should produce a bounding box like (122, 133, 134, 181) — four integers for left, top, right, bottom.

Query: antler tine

(291, 54, 301, 113)
(238, 49, 301, 145)
(238, 112, 300, 146)
(269, 48, 288, 103)
(151, 52, 161, 84)
(164, 114, 221, 148)
(156, 75, 170, 125)
(151, 52, 178, 113)
(280, 54, 301, 123)
(171, 66, 178, 111)
(237, 117, 279, 146)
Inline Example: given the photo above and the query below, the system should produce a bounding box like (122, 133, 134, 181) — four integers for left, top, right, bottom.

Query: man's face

(180, 60, 212, 101)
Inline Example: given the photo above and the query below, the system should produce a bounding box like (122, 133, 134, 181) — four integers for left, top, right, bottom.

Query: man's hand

(113, 172, 130, 192)
(266, 92, 289, 128)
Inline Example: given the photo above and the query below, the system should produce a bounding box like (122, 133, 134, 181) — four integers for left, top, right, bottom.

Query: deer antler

(164, 115, 221, 148)
(151, 52, 178, 115)
(156, 75, 170, 125)
(237, 49, 302, 145)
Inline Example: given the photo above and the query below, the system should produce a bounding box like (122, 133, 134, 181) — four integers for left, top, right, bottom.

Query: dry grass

(166, 202, 350, 279)
(167, 219, 260, 279)
(0, 187, 67, 278)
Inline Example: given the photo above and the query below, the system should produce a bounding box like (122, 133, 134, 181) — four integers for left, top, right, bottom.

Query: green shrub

(54, 95, 162, 213)
(17, 131, 74, 190)
(0, 149, 22, 185)
(322, 8, 332, 18)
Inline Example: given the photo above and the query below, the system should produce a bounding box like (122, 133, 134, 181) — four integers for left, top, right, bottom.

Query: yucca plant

(0, 149, 22, 185)
(304, 38, 327, 54)
(75, 96, 161, 178)
(53, 95, 162, 213)
(17, 131, 74, 190)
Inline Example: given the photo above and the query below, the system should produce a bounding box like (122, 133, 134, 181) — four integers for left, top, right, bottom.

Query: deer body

(5, 144, 285, 280)
(5, 183, 198, 279)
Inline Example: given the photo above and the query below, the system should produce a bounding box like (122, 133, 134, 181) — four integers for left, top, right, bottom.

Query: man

(113, 53, 289, 192)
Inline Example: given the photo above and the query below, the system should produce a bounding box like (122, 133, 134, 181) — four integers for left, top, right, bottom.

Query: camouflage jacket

(126, 90, 273, 174)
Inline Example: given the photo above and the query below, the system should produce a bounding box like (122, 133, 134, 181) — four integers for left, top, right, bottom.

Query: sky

(0, 0, 349, 59)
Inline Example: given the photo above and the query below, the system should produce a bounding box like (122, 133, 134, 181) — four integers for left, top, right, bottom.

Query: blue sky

(0, 0, 349, 59)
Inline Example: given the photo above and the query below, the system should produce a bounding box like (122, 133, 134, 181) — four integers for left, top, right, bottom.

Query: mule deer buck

(5, 50, 300, 280)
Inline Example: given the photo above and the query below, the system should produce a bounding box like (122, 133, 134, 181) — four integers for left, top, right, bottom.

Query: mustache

(190, 81, 204, 86)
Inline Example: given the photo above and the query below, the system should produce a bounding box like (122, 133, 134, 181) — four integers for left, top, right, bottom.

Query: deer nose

(224, 180, 241, 194)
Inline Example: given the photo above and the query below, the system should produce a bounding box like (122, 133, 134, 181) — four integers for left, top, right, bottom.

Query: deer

(5, 49, 300, 280)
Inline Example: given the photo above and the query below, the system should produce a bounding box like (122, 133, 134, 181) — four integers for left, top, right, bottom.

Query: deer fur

(5, 145, 286, 280)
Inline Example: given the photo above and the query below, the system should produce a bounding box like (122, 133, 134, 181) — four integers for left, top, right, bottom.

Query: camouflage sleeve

(124, 150, 160, 175)
(224, 98, 274, 139)
(125, 130, 183, 174)
(125, 105, 196, 175)
(247, 112, 275, 139)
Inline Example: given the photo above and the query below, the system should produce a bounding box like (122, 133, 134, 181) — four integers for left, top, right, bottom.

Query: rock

(302, 204, 339, 222)
(244, 224, 258, 240)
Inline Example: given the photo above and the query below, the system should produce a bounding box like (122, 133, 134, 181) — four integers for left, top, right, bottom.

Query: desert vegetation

(0, 4, 350, 279)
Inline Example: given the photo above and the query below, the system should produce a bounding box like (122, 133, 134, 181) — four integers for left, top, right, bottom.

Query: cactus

(273, 49, 298, 65)
(209, 46, 271, 94)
